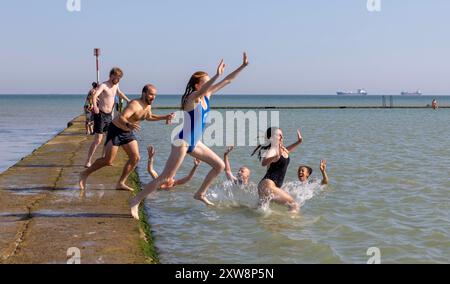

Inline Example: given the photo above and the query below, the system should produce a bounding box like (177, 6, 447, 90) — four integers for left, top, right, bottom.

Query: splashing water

(207, 179, 327, 214)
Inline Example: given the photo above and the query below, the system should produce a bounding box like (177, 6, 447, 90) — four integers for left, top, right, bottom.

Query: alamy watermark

(366, 247, 381, 264)
(67, 247, 81, 264)
(66, 0, 81, 12)
(170, 110, 280, 150)
(367, 0, 381, 12)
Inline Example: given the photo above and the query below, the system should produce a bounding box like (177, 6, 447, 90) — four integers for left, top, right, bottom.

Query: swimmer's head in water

(109, 67, 123, 85)
(180, 71, 209, 110)
(237, 166, 251, 181)
(297, 165, 313, 182)
(142, 84, 157, 105)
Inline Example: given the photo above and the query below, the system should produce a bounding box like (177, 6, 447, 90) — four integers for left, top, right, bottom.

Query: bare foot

(130, 199, 140, 220)
(116, 183, 135, 192)
(79, 172, 87, 191)
(194, 193, 215, 207)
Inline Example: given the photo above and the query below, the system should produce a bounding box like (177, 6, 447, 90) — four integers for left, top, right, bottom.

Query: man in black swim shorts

(79, 84, 175, 195)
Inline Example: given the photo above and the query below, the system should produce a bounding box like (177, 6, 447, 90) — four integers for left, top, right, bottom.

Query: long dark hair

(251, 127, 280, 161)
(180, 71, 209, 110)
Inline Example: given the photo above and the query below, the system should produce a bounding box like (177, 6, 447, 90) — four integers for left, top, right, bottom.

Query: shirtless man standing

(84, 67, 131, 168)
(79, 84, 175, 194)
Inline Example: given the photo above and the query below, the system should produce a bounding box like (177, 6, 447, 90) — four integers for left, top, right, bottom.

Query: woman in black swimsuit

(252, 127, 303, 213)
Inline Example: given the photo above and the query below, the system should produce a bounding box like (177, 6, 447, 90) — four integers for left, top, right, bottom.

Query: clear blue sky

(0, 0, 449, 95)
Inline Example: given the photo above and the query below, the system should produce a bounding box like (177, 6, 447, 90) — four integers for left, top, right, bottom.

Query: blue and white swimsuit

(178, 96, 210, 153)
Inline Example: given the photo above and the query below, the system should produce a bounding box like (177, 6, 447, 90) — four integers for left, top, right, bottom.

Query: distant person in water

(297, 160, 329, 185)
(84, 82, 97, 135)
(224, 146, 251, 186)
(431, 99, 438, 110)
(84, 67, 131, 168)
(130, 53, 249, 220)
(147, 145, 200, 190)
(79, 84, 175, 195)
(252, 127, 303, 213)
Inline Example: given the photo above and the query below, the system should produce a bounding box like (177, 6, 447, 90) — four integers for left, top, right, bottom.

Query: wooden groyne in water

(0, 115, 158, 264)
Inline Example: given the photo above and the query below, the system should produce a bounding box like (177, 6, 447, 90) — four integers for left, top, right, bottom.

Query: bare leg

(130, 143, 188, 219)
(85, 133, 104, 167)
(79, 141, 118, 195)
(258, 179, 299, 213)
(189, 142, 225, 207)
(116, 140, 140, 191)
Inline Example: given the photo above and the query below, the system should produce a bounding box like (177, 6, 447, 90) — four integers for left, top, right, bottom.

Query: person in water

(252, 127, 303, 213)
(130, 53, 249, 220)
(79, 84, 175, 195)
(297, 160, 329, 185)
(85, 67, 131, 168)
(431, 99, 438, 110)
(224, 146, 251, 186)
(146, 145, 200, 190)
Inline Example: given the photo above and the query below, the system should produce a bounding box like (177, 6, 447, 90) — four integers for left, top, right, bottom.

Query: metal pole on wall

(94, 48, 101, 84)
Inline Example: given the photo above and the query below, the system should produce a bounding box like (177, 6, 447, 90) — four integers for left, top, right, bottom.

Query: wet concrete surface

(0, 116, 151, 264)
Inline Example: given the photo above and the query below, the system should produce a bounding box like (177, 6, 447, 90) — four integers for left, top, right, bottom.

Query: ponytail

(251, 127, 280, 161)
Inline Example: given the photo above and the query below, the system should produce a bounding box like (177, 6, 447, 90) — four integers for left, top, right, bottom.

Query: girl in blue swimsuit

(131, 53, 249, 219)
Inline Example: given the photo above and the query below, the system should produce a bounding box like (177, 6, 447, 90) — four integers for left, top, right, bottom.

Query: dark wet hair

(180, 71, 208, 110)
(298, 165, 313, 176)
(251, 127, 280, 161)
(92, 82, 98, 88)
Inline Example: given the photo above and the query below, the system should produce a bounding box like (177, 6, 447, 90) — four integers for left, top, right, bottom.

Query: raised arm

(117, 86, 131, 103)
(320, 160, 329, 185)
(147, 146, 159, 180)
(92, 84, 106, 114)
(208, 52, 249, 97)
(286, 129, 303, 153)
(191, 59, 225, 101)
(224, 146, 237, 181)
(174, 159, 201, 186)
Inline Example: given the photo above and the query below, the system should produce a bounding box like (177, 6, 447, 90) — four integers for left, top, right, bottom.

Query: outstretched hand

(297, 129, 303, 143)
(217, 59, 225, 76)
(224, 146, 234, 155)
(320, 160, 327, 172)
(242, 52, 249, 67)
(166, 112, 175, 125)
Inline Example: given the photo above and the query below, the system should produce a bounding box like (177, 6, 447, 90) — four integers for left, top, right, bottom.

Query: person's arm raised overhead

(224, 146, 238, 181)
(191, 59, 225, 101)
(286, 129, 303, 153)
(320, 160, 329, 185)
(208, 52, 249, 97)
